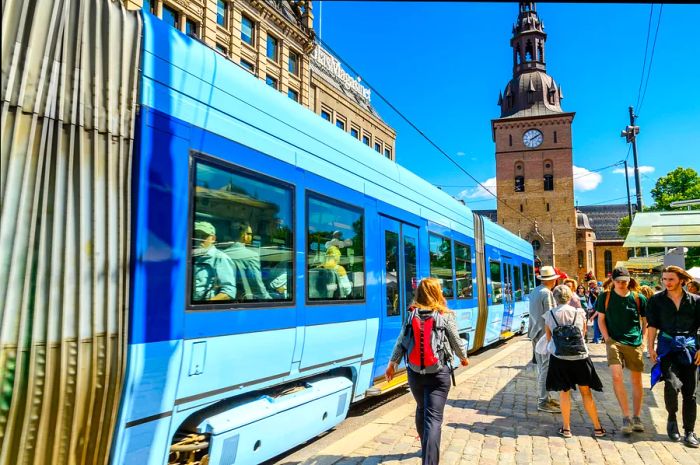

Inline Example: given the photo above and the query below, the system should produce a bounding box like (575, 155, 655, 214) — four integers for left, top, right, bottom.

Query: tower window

(578, 250, 584, 269)
(546, 202, 550, 212)
(520, 204, 523, 212)
(515, 176, 524, 192)
(537, 42, 543, 61)
(544, 174, 554, 191)
(553, 131, 558, 143)
(509, 134, 513, 146)
(525, 40, 533, 61)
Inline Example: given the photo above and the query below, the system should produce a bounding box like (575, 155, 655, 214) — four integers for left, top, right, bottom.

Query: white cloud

(612, 165, 655, 176)
(573, 165, 603, 191)
(456, 151, 466, 156)
(457, 176, 498, 200)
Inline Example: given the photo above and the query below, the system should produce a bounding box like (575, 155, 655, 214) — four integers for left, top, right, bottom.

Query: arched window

(578, 250, 584, 269)
(514, 162, 525, 192)
(515, 45, 522, 65)
(525, 40, 533, 61)
(537, 42, 543, 62)
(543, 160, 554, 191)
(604, 250, 613, 276)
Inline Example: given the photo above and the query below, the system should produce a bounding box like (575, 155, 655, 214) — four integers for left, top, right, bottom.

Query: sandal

(558, 427, 573, 438)
(593, 427, 607, 438)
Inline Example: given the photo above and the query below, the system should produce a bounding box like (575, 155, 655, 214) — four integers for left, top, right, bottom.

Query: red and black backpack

(401, 307, 449, 374)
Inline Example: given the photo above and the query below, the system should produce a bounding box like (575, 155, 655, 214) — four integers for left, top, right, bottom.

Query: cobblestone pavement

(297, 339, 700, 465)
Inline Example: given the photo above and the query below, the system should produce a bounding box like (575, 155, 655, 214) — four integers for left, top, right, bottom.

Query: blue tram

(0, 4, 533, 465)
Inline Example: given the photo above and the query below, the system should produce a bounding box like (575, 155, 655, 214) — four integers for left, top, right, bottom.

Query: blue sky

(312, 2, 700, 210)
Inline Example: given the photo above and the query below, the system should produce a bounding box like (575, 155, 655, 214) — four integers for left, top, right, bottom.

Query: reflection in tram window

(385, 231, 399, 315)
(191, 159, 294, 304)
(528, 264, 535, 291)
(404, 235, 417, 306)
(514, 265, 523, 301)
(490, 260, 502, 304)
(307, 195, 364, 301)
(522, 263, 529, 295)
(429, 234, 453, 298)
(455, 242, 473, 299)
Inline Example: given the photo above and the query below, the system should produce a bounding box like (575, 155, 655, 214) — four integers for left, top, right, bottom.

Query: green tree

(649, 167, 700, 211)
(618, 215, 632, 238)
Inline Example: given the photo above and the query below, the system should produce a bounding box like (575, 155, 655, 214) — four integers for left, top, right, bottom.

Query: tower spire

(511, 2, 547, 77)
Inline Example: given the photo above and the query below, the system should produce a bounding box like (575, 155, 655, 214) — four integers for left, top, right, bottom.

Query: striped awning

(623, 211, 700, 248)
(615, 256, 664, 270)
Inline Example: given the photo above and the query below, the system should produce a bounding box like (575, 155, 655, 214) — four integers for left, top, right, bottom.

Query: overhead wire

(315, 36, 541, 228)
(636, 4, 663, 117)
(635, 4, 655, 111)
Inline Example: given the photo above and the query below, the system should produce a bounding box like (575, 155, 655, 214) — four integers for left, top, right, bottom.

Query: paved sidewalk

(299, 339, 700, 465)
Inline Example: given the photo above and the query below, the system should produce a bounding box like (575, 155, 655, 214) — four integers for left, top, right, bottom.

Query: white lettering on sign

(311, 46, 371, 104)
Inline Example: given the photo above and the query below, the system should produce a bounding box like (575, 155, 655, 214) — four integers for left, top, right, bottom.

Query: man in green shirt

(597, 266, 647, 435)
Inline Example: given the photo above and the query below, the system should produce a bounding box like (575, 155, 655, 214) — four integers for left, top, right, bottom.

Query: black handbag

(549, 310, 587, 357)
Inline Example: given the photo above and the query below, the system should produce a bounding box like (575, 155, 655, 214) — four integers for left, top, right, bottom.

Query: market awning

(615, 255, 664, 271)
(623, 211, 700, 248)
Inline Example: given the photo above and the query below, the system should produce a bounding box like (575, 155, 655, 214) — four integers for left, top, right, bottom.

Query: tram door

(373, 217, 419, 381)
(500, 262, 514, 336)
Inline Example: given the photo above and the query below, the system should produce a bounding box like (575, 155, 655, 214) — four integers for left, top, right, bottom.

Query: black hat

(612, 266, 630, 281)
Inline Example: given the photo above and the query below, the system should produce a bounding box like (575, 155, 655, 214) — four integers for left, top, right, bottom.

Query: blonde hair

(413, 278, 452, 314)
(563, 278, 578, 289)
(639, 285, 654, 299)
(553, 284, 573, 305)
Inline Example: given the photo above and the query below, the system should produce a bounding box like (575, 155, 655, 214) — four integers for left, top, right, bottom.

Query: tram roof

(623, 211, 700, 248)
(140, 15, 485, 237)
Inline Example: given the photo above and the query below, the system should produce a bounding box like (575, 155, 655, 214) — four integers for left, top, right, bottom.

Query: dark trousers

(662, 358, 698, 433)
(407, 367, 451, 465)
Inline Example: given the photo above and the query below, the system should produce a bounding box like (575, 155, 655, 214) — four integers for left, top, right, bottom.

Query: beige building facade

(123, 0, 396, 160)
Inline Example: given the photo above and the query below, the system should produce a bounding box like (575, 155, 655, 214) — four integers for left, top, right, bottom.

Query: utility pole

(621, 106, 643, 212)
(624, 160, 633, 223)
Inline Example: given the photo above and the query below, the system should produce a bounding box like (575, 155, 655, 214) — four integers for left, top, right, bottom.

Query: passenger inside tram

(191, 221, 237, 302)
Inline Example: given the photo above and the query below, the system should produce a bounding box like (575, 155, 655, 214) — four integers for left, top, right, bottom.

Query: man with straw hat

(529, 265, 561, 413)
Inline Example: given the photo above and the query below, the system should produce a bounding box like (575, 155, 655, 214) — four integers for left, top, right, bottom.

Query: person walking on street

(544, 285, 606, 438)
(647, 266, 700, 447)
(529, 265, 561, 413)
(587, 279, 602, 343)
(385, 278, 468, 465)
(597, 266, 648, 435)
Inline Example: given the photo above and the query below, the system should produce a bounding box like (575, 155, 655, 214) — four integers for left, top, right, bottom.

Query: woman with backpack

(385, 277, 468, 465)
(544, 284, 606, 438)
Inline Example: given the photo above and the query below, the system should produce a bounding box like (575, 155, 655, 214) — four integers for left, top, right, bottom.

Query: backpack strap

(549, 309, 560, 327)
(605, 291, 611, 311)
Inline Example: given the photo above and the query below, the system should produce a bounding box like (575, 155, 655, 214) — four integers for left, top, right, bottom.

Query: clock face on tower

(523, 129, 543, 148)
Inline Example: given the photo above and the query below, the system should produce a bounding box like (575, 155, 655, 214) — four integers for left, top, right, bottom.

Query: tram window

(528, 264, 535, 290)
(514, 265, 523, 301)
(522, 263, 529, 295)
(404, 235, 417, 307)
(307, 195, 364, 302)
(490, 261, 502, 304)
(455, 242, 473, 299)
(385, 231, 399, 316)
(190, 159, 294, 305)
(429, 234, 453, 298)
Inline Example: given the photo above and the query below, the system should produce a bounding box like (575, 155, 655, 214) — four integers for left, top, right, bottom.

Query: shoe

(632, 416, 644, 432)
(667, 420, 681, 442)
(558, 427, 573, 438)
(548, 398, 560, 408)
(684, 432, 700, 448)
(593, 427, 607, 438)
(621, 417, 634, 435)
(537, 401, 561, 413)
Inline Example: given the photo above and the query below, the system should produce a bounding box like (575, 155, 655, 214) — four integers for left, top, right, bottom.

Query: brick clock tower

(491, 2, 576, 275)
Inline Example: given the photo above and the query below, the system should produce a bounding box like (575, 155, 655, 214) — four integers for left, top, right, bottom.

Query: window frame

(239, 58, 255, 73)
(489, 260, 503, 305)
(428, 232, 455, 299)
(454, 241, 473, 300)
(321, 110, 331, 122)
(287, 88, 299, 102)
(185, 18, 199, 38)
(384, 146, 392, 159)
(305, 190, 366, 305)
(215, 43, 228, 56)
(241, 14, 255, 46)
(265, 74, 278, 90)
(266, 33, 279, 62)
(186, 151, 297, 311)
(288, 49, 300, 76)
(216, 0, 227, 27)
(350, 127, 359, 139)
(161, 4, 180, 28)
